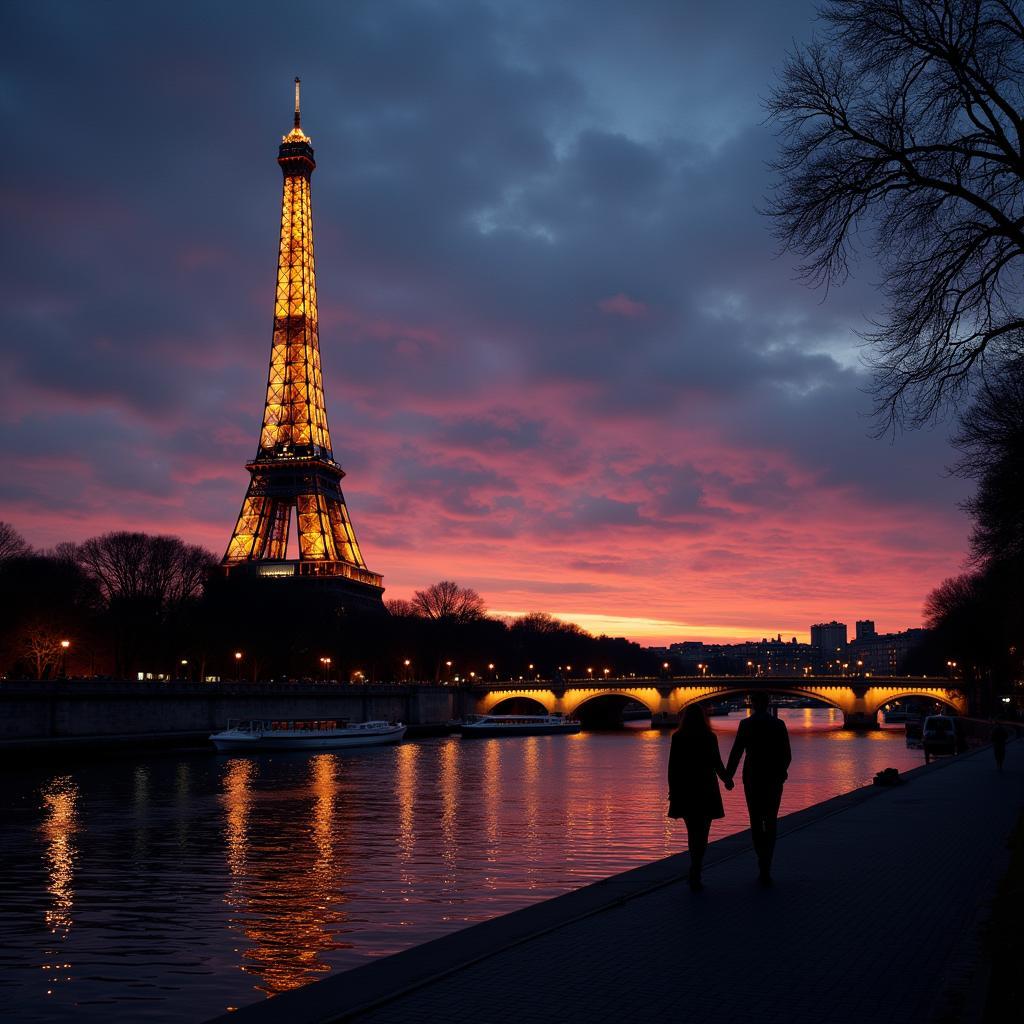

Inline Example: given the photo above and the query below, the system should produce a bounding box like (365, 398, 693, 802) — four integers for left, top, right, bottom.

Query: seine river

(0, 711, 923, 1022)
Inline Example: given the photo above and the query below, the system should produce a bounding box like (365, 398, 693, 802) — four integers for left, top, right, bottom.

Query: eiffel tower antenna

(221, 80, 384, 610)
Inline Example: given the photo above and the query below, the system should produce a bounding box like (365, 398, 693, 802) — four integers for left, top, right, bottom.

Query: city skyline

(0, 1, 972, 644)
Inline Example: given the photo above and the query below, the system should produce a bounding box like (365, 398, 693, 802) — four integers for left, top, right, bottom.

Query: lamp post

(488, 662, 495, 681)
(60, 639, 70, 679)
(180, 658, 189, 681)
(234, 651, 243, 681)
(403, 658, 411, 683)
(445, 660, 453, 684)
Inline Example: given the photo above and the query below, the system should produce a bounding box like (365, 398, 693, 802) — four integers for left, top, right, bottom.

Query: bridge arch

(479, 689, 556, 715)
(676, 686, 844, 714)
(568, 691, 656, 729)
(566, 691, 656, 717)
(870, 690, 964, 716)
(488, 695, 550, 715)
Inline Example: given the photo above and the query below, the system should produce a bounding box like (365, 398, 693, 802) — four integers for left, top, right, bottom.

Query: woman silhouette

(668, 703, 733, 890)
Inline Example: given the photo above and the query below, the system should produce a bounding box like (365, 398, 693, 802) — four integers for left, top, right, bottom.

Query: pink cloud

(598, 293, 648, 318)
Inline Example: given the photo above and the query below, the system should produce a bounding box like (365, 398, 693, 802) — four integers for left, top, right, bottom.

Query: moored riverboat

(210, 718, 406, 751)
(458, 713, 582, 737)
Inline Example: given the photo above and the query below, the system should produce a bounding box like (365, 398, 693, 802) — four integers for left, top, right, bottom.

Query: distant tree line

(0, 526, 656, 683)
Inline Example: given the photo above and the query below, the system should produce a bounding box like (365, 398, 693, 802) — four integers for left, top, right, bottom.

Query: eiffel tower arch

(221, 79, 385, 613)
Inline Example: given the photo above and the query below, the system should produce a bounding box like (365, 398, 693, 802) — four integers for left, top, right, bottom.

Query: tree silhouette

(952, 357, 1024, 561)
(767, 0, 1024, 427)
(0, 522, 29, 562)
(411, 580, 486, 623)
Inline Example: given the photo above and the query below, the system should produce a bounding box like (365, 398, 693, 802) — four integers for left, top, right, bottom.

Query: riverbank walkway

(216, 740, 1022, 1024)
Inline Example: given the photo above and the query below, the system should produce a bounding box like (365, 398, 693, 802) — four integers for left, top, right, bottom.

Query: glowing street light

(60, 639, 70, 678)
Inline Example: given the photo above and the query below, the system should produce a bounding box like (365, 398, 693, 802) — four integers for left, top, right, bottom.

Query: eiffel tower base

(220, 560, 386, 616)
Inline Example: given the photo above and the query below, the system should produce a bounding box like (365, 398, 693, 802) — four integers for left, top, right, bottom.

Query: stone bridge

(471, 676, 967, 728)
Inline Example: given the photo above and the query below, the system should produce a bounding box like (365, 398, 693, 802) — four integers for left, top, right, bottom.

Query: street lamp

(445, 660, 453, 684)
(60, 639, 70, 678)
(603, 667, 610, 678)
(403, 658, 411, 682)
(234, 651, 243, 681)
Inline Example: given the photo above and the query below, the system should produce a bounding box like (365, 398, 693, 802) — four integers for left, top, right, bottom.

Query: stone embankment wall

(0, 681, 463, 748)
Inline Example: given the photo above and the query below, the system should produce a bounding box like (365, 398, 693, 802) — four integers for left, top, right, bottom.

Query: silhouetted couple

(668, 691, 791, 890)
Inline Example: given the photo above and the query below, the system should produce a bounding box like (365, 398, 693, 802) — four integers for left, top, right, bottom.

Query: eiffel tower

(222, 79, 384, 610)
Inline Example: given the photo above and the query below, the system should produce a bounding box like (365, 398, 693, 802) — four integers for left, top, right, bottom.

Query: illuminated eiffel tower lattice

(222, 79, 383, 607)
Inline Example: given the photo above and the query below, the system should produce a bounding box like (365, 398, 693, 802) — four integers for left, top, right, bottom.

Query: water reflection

(221, 755, 352, 997)
(2, 715, 925, 1023)
(395, 743, 418, 869)
(41, 777, 78, 938)
(438, 740, 460, 882)
(39, 776, 79, 999)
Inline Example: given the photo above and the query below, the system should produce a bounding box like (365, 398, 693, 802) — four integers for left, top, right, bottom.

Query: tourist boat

(209, 718, 406, 751)
(458, 713, 582, 737)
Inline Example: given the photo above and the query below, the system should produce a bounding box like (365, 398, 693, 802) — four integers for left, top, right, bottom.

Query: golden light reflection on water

(438, 741, 460, 882)
(39, 777, 79, 998)
(40, 778, 78, 939)
(395, 743, 418, 869)
(483, 739, 501, 861)
(521, 737, 543, 886)
(221, 755, 351, 998)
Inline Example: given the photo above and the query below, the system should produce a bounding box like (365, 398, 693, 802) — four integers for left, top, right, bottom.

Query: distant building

(855, 620, 876, 640)
(811, 621, 848, 665)
(849, 627, 929, 675)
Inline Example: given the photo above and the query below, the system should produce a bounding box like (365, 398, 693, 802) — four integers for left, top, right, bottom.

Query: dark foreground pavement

(216, 740, 1022, 1024)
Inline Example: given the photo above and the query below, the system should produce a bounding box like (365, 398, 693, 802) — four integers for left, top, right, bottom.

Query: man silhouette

(726, 691, 791, 884)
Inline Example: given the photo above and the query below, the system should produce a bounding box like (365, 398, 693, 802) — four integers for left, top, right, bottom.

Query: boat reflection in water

(221, 754, 352, 996)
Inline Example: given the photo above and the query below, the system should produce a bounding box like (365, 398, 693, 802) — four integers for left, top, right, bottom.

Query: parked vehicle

(921, 715, 964, 761)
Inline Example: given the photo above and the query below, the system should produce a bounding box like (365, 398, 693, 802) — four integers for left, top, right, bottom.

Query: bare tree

(767, 0, 1024, 428)
(0, 522, 29, 561)
(411, 580, 487, 622)
(73, 532, 215, 607)
(21, 623, 65, 680)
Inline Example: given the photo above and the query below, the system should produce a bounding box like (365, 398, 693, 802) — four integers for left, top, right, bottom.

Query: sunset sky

(0, 1, 972, 643)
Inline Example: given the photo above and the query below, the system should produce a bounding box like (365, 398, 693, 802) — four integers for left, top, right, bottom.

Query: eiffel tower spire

(222, 82, 383, 606)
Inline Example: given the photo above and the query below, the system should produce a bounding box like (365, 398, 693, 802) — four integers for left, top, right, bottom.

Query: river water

(0, 710, 922, 1022)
